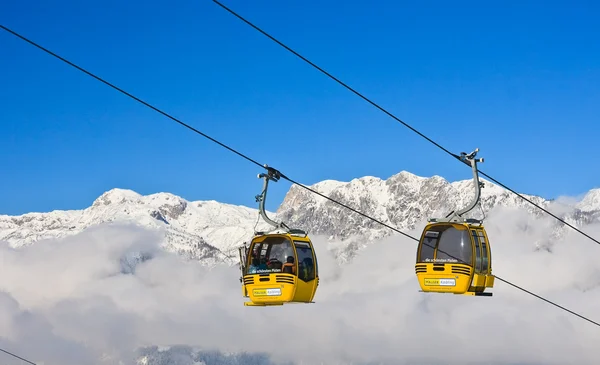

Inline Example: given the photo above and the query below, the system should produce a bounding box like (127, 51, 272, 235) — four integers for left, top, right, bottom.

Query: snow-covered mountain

(278, 171, 600, 239)
(0, 188, 271, 265)
(1, 170, 599, 265)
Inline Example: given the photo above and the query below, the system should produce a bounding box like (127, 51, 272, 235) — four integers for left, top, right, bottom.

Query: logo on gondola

(424, 258, 458, 263)
(424, 278, 456, 286)
(253, 288, 282, 296)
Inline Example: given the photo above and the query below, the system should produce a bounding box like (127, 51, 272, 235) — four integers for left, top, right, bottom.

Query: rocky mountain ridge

(278, 171, 600, 238)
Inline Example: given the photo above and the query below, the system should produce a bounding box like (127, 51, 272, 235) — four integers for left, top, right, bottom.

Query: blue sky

(0, 0, 598, 215)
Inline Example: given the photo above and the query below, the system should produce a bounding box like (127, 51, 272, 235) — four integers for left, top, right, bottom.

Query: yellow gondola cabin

(415, 148, 495, 296)
(238, 165, 319, 306)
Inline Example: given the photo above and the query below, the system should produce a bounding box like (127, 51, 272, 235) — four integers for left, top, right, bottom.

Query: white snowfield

(1, 170, 599, 264)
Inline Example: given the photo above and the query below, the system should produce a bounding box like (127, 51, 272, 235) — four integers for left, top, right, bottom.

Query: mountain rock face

(277, 171, 599, 237)
(1, 171, 599, 265)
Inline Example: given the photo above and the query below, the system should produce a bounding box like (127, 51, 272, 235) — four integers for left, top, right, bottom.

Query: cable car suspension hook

(429, 148, 485, 224)
(255, 164, 291, 233)
(454, 148, 485, 219)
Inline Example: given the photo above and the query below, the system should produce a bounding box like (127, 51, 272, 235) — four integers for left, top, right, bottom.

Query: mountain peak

(578, 188, 600, 212)
(392, 170, 432, 181)
(92, 188, 142, 207)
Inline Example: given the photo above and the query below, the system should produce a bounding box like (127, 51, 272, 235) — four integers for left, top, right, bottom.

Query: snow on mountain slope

(578, 188, 600, 212)
(1, 171, 599, 265)
(0, 188, 274, 264)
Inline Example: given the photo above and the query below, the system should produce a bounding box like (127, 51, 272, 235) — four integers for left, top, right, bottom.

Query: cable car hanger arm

(256, 164, 288, 231)
(255, 164, 310, 236)
(454, 148, 484, 218)
(430, 148, 485, 224)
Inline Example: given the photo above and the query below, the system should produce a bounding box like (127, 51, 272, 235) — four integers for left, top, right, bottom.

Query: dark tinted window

(294, 241, 316, 282)
(436, 227, 472, 265)
(477, 230, 489, 272)
(418, 231, 438, 263)
(471, 230, 482, 272)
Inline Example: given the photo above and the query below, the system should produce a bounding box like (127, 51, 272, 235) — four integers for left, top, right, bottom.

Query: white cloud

(0, 206, 599, 365)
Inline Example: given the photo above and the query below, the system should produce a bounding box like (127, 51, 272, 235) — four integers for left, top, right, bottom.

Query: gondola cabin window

(471, 230, 483, 272)
(418, 231, 437, 263)
(478, 230, 489, 270)
(418, 225, 473, 265)
(437, 226, 472, 264)
(471, 229, 490, 273)
(246, 236, 295, 275)
(294, 241, 316, 282)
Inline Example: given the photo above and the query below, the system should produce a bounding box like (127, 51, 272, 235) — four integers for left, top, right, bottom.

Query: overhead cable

(0, 348, 38, 365)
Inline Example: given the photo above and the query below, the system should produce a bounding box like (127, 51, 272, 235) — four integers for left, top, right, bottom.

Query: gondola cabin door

(468, 226, 494, 292)
(291, 239, 318, 302)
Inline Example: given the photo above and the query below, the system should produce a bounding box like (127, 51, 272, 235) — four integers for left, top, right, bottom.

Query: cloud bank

(0, 204, 599, 365)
